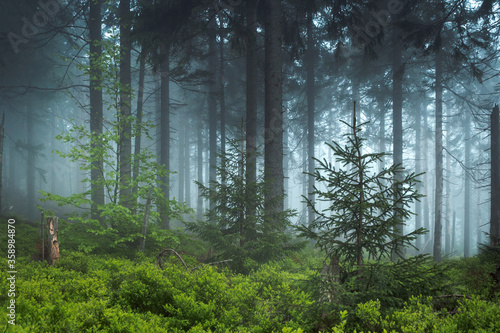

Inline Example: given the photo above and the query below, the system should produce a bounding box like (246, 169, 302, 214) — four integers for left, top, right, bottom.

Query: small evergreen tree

(297, 111, 425, 276)
(186, 136, 303, 273)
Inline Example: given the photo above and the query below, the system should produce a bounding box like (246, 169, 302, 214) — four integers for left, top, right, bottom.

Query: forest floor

(1, 218, 499, 332)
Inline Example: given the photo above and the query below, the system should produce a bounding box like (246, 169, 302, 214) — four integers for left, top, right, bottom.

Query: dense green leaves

(40, 116, 190, 255)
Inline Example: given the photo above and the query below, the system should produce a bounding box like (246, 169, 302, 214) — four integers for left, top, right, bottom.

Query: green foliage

(330, 296, 500, 333)
(297, 115, 425, 273)
(0, 254, 314, 332)
(39, 116, 191, 255)
(186, 138, 304, 273)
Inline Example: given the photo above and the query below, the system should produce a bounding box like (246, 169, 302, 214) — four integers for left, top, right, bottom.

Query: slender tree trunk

(178, 113, 185, 202)
(464, 110, 471, 256)
(415, 103, 422, 251)
(219, 33, 226, 164)
(119, 0, 132, 209)
(283, 115, 289, 211)
(490, 104, 500, 247)
(184, 120, 191, 208)
(160, 42, 170, 229)
(197, 108, 204, 221)
(445, 109, 451, 256)
(433, 48, 444, 262)
(208, 19, 218, 210)
(132, 53, 145, 207)
(392, 22, 404, 259)
(423, 107, 431, 252)
(89, 0, 104, 222)
(26, 104, 35, 220)
(306, 6, 315, 228)
(445, 141, 451, 256)
(378, 98, 386, 173)
(477, 190, 482, 245)
(245, 0, 258, 222)
(264, 0, 284, 226)
(452, 210, 456, 254)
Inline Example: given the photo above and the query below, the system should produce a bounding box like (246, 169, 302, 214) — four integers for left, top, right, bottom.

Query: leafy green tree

(40, 117, 189, 254)
(40, 39, 189, 254)
(298, 112, 426, 275)
(186, 137, 303, 273)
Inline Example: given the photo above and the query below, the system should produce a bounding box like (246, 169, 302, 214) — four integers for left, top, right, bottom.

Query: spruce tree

(298, 107, 425, 275)
(186, 137, 302, 273)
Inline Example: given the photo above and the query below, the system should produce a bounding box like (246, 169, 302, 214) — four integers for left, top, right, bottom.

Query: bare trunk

(306, 6, 315, 228)
(445, 110, 451, 255)
(197, 110, 204, 220)
(132, 53, 145, 208)
(178, 114, 185, 202)
(433, 48, 443, 262)
(90, 0, 104, 222)
(415, 103, 422, 250)
(464, 110, 471, 256)
(490, 104, 500, 247)
(264, 0, 284, 226)
(245, 0, 258, 221)
(208, 20, 218, 211)
(160, 42, 170, 229)
(184, 118, 191, 207)
(26, 103, 35, 220)
(423, 107, 431, 252)
(140, 187, 152, 252)
(378, 98, 386, 173)
(392, 22, 404, 259)
(119, 0, 132, 209)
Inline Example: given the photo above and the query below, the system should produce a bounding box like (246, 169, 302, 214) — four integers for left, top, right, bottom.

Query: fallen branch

(156, 248, 189, 270)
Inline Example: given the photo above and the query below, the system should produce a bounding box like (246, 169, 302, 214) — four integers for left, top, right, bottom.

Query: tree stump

(47, 217, 59, 265)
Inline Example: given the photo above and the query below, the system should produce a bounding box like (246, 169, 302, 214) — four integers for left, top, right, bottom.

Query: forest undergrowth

(1, 218, 500, 332)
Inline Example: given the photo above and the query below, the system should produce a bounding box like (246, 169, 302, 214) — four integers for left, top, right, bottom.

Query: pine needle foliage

(297, 112, 426, 274)
(186, 137, 303, 273)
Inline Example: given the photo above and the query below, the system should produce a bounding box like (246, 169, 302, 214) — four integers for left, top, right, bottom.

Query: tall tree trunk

(452, 210, 456, 254)
(306, 5, 315, 228)
(264, 0, 284, 226)
(197, 108, 204, 221)
(184, 119, 191, 208)
(378, 98, 386, 173)
(208, 19, 218, 211)
(423, 106, 431, 252)
(178, 113, 185, 202)
(445, 109, 451, 256)
(119, 0, 132, 209)
(132, 53, 145, 208)
(445, 137, 451, 256)
(464, 110, 471, 256)
(415, 102, 422, 251)
(26, 104, 35, 220)
(245, 0, 258, 222)
(89, 0, 104, 222)
(219, 33, 226, 164)
(490, 104, 500, 247)
(160, 42, 170, 229)
(283, 115, 289, 211)
(433, 48, 443, 262)
(392, 22, 404, 259)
